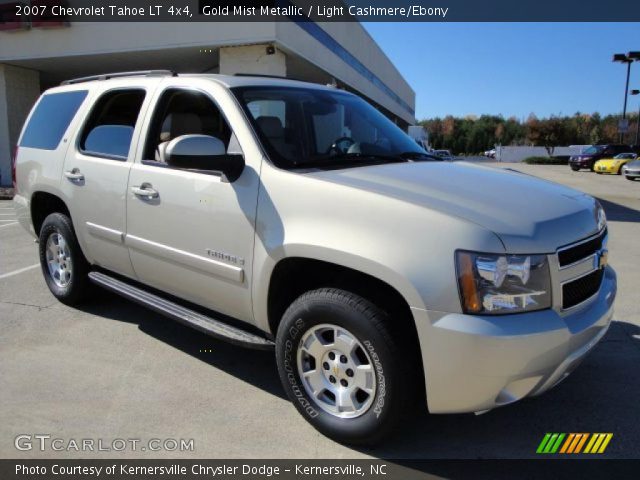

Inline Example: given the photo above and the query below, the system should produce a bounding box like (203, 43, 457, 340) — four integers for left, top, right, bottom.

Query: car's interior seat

(155, 113, 203, 162)
(256, 116, 298, 162)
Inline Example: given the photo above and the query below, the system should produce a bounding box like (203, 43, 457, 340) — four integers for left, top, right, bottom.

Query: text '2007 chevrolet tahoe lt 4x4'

(13, 71, 616, 445)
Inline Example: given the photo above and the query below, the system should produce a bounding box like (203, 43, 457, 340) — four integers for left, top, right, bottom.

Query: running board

(88, 271, 274, 350)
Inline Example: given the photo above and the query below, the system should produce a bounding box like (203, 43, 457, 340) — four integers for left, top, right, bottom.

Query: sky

(363, 23, 640, 121)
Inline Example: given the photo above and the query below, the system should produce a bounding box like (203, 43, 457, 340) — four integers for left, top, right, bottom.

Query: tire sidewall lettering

(364, 340, 386, 418)
(283, 318, 319, 418)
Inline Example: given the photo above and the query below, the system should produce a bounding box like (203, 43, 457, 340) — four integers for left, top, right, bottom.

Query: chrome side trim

(86, 222, 125, 244)
(125, 234, 244, 283)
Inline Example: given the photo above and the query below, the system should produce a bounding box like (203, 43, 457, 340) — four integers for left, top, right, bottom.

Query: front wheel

(570, 165, 579, 171)
(38, 213, 91, 305)
(275, 288, 415, 445)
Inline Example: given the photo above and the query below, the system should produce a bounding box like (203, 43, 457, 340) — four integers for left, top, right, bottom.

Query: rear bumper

(414, 266, 616, 414)
(12, 193, 35, 238)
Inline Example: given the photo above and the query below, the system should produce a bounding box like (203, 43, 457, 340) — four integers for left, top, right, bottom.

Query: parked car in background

(484, 149, 496, 159)
(433, 149, 453, 161)
(569, 144, 632, 171)
(622, 159, 640, 180)
(594, 153, 638, 175)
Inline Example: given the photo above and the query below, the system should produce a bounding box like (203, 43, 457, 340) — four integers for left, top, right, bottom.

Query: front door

(125, 82, 260, 322)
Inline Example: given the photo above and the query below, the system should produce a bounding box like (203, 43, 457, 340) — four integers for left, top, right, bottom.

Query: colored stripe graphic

(536, 433, 565, 453)
(539, 433, 613, 454)
(536, 433, 552, 453)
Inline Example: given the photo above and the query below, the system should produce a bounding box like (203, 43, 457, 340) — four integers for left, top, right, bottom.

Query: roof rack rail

(61, 70, 177, 85)
(233, 73, 292, 80)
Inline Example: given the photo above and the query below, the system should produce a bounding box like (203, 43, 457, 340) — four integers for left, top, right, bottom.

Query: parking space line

(0, 264, 39, 280)
(0, 222, 18, 229)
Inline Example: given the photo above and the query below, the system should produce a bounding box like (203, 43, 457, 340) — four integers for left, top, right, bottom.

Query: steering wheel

(326, 136, 355, 155)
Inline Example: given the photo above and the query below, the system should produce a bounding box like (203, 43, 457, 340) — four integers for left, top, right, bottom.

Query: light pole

(632, 89, 640, 146)
(613, 52, 640, 143)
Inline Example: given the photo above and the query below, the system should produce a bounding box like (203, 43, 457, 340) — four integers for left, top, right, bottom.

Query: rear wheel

(275, 288, 416, 445)
(38, 213, 91, 305)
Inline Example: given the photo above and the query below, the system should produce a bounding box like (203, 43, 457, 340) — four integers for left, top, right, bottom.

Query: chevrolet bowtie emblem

(597, 249, 609, 269)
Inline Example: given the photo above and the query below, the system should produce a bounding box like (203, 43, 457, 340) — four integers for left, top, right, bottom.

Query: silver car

(623, 159, 640, 180)
(13, 72, 616, 445)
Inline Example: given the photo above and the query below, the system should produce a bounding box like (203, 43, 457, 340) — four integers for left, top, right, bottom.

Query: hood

(308, 161, 601, 253)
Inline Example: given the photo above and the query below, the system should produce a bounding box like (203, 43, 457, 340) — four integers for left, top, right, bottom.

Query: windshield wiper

(398, 151, 442, 161)
(295, 153, 409, 169)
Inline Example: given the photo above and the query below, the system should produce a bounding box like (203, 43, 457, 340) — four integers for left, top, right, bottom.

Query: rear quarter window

(19, 90, 88, 150)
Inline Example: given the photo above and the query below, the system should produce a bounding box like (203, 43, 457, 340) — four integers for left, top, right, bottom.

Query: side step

(88, 271, 274, 350)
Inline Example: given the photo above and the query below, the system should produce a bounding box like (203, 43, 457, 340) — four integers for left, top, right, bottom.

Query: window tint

(20, 90, 88, 150)
(79, 89, 145, 160)
(143, 89, 234, 168)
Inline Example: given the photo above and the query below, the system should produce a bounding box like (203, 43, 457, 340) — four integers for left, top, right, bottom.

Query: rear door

(60, 81, 158, 278)
(125, 78, 262, 323)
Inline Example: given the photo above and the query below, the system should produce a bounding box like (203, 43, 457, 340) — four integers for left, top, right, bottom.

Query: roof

(56, 70, 341, 93)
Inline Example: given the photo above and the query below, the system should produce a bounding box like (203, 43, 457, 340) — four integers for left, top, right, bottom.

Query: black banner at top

(0, 0, 640, 24)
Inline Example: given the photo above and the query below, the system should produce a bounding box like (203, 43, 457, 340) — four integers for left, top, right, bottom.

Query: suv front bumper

(414, 265, 616, 414)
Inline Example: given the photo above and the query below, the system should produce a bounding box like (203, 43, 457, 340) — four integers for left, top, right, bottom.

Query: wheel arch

(267, 256, 426, 402)
(30, 191, 71, 236)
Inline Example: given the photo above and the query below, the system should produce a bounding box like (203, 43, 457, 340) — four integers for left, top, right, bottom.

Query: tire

(570, 166, 579, 171)
(275, 288, 415, 445)
(617, 168, 622, 175)
(38, 213, 91, 305)
(596, 171, 602, 174)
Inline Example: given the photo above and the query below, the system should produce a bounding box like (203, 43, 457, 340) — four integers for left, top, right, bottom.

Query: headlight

(456, 251, 551, 314)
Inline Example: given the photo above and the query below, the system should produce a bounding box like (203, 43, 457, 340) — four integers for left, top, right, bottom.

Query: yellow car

(594, 153, 638, 174)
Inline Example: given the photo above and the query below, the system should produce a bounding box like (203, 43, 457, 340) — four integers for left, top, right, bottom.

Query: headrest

(256, 116, 284, 138)
(160, 113, 203, 141)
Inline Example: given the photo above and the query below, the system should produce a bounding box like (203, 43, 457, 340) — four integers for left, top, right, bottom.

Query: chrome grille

(558, 228, 607, 267)
(562, 269, 604, 309)
(557, 229, 607, 310)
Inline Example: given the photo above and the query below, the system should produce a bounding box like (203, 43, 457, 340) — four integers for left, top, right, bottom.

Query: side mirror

(165, 134, 245, 182)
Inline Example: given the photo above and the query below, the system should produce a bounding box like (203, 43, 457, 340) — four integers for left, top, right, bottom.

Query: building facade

(0, 13, 416, 186)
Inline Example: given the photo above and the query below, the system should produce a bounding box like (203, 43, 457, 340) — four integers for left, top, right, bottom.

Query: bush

(522, 156, 569, 165)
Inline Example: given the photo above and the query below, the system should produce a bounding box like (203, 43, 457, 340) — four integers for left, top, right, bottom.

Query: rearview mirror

(165, 134, 245, 182)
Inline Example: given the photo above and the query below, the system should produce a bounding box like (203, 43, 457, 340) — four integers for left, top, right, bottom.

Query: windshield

(233, 86, 426, 169)
(583, 146, 605, 155)
(614, 153, 634, 159)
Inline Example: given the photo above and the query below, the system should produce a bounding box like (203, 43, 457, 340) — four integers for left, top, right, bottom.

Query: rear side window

(20, 90, 88, 150)
(79, 89, 146, 160)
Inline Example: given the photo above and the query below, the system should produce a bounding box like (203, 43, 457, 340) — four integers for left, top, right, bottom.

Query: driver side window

(143, 88, 234, 168)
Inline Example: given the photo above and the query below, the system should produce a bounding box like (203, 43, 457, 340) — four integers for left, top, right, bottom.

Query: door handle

(131, 183, 159, 199)
(64, 168, 84, 182)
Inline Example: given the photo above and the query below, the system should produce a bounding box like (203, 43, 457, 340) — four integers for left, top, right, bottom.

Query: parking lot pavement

(1, 167, 640, 461)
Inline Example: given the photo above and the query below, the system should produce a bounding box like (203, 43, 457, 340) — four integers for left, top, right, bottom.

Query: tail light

(11, 145, 18, 190)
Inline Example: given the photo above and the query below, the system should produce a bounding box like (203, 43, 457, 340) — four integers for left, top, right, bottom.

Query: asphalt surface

(1, 164, 639, 461)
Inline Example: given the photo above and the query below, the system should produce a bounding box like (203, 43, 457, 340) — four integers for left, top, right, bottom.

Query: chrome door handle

(131, 183, 159, 199)
(64, 168, 84, 181)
